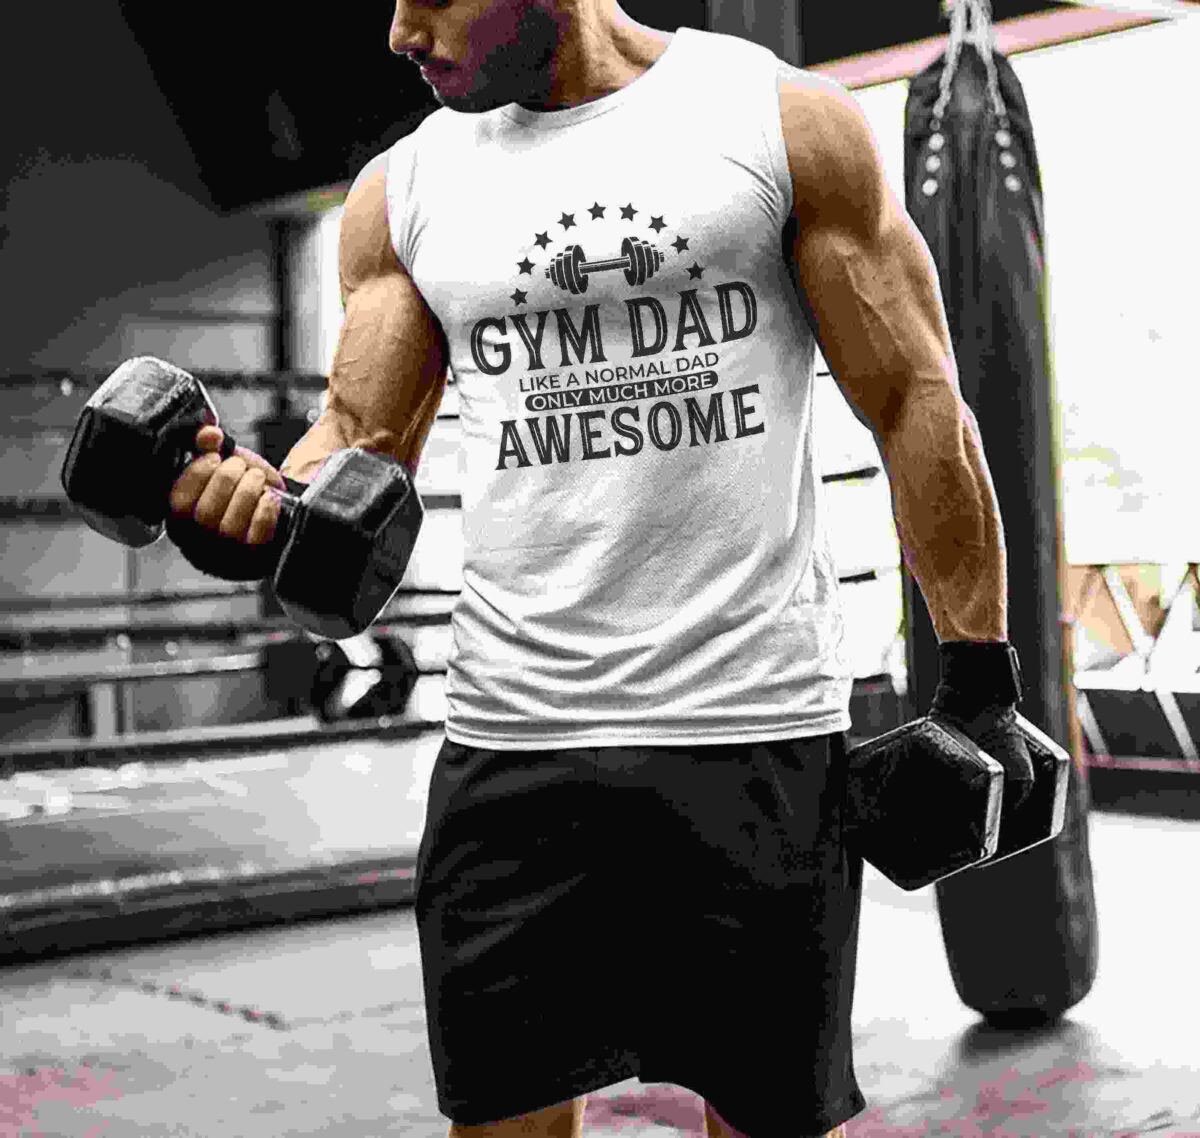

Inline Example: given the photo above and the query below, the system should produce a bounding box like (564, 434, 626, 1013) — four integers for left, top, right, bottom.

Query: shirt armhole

(384, 132, 420, 275)
(765, 58, 798, 221)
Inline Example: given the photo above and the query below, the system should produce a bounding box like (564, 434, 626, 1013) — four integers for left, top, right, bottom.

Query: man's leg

(703, 1100, 846, 1138)
(448, 1097, 587, 1138)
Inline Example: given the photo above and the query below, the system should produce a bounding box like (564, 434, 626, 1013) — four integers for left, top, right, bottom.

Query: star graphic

(649, 216, 666, 233)
(511, 289, 528, 306)
(688, 263, 705, 280)
(517, 257, 535, 275)
(620, 203, 638, 221)
(559, 212, 577, 230)
(672, 236, 691, 254)
(588, 202, 606, 220)
(534, 232, 551, 250)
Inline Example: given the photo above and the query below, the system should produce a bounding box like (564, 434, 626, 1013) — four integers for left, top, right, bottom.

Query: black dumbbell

(311, 633, 419, 723)
(60, 357, 422, 641)
(545, 236, 665, 294)
(844, 712, 1070, 891)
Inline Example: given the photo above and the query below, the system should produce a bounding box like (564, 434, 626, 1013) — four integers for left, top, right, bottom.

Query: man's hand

(168, 425, 287, 548)
(930, 702, 1036, 808)
(928, 641, 1035, 807)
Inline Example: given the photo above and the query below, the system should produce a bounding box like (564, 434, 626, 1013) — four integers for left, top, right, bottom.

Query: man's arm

(779, 68, 1007, 644)
(281, 151, 449, 484)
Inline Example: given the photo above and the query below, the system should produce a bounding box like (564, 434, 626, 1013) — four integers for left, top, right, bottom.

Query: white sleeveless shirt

(386, 27, 853, 749)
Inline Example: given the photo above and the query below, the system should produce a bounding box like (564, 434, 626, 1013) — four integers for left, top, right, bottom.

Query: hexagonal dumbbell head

(60, 356, 229, 548)
(272, 448, 425, 641)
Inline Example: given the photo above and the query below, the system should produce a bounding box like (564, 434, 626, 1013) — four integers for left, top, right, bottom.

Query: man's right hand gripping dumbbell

(60, 356, 423, 641)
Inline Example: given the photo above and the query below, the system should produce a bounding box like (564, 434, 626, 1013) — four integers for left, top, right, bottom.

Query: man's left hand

(928, 641, 1035, 808)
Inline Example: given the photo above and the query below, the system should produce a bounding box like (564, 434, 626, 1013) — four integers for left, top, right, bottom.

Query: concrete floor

(1, 807, 1198, 1138)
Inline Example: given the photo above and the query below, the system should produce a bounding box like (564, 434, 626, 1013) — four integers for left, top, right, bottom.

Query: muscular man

(170, 3, 1032, 1135)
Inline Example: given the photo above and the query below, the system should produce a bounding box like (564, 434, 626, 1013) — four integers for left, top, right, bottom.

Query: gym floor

(2, 801, 1197, 1137)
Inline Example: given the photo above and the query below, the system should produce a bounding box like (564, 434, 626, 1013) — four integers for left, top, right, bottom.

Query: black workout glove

(164, 476, 306, 583)
(928, 640, 1036, 808)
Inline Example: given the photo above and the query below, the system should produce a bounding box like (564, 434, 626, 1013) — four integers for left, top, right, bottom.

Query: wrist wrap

(931, 640, 1024, 713)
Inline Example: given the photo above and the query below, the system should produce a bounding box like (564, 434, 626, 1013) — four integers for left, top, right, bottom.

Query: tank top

(385, 26, 853, 749)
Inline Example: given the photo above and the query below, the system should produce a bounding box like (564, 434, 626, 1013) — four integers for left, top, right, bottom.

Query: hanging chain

(931, 0, 1011, 128)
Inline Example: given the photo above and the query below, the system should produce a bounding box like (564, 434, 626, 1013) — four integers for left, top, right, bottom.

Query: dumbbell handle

(545, 253, 636, 284)
(580, 256, 632, 274)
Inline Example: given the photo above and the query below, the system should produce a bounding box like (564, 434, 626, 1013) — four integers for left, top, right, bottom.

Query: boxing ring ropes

(6, 568, 1195, 768)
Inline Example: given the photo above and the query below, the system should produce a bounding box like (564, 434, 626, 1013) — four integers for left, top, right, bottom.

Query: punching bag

(902, 0, 1099, 1025)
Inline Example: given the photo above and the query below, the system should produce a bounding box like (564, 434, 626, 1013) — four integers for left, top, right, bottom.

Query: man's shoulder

(775, 66, 886, 226)
(775, 62, 848, 104)
(776, 66, 870, 161)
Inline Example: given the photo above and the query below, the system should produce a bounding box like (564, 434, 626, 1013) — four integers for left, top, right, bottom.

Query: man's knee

(448, 1097, 587, 1138)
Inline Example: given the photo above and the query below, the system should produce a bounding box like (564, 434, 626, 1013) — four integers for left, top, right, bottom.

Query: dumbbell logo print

(510, 202, 700, 308)
(545, 237, 666, 294)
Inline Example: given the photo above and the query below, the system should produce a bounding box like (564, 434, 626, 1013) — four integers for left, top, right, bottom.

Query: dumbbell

(545, 237, 665, 294)
(310, 633, 419, 723)
(60, 357, 422, 641)
(843, 712, 1070, 891)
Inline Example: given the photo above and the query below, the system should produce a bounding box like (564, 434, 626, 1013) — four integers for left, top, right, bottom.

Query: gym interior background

(1, 2, 1198, 1135)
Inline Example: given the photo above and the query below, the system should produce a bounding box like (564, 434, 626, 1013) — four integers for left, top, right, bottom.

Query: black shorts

(414, 732, 868, 1138)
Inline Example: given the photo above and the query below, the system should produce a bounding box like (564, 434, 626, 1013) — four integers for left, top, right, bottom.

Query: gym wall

(1, 5, 279, 374)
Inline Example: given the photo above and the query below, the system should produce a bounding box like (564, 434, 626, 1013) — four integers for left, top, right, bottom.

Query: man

(169, 2, 1034, 1136)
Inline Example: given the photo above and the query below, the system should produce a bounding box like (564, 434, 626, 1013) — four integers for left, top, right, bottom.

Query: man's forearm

(280, 368, 447, 486)
(879, 381, 1008, 643)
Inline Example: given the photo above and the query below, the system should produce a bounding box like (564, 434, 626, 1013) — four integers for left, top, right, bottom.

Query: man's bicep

(325, 157, 448, 469)
(325, 268, 449, 466)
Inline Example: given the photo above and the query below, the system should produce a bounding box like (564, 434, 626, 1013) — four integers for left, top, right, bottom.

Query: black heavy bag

(903, 6, 1099, 1025)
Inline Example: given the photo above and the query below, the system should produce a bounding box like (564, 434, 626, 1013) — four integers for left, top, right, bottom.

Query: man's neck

(521, 12, 673, 111)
